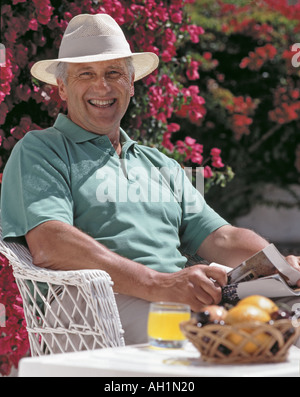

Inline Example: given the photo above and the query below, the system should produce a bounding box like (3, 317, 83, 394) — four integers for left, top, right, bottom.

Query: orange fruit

(237, 295, 278, 315)
(225, 304, 271, 325)
(227, 329, 272, 354)
(225, 304, 271, 354)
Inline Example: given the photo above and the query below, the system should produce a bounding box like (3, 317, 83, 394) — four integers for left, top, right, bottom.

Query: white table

(19, 343, 300, 377)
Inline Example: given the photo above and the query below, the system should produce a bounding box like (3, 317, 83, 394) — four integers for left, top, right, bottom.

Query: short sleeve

(178, 167, 229, 255)
(1, 131, 74, 241)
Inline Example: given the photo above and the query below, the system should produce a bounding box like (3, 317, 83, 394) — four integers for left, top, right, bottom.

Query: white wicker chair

(0, 224, 125, 356)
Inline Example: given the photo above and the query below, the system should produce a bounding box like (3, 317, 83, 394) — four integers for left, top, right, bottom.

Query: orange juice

(148, 311, 191, 341)
(147, 302, 191, 348)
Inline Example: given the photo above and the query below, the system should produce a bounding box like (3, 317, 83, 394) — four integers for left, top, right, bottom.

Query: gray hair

(55, 62, 68, 84)
(125, 57, 135, 80)
(55, 57, 135, 85)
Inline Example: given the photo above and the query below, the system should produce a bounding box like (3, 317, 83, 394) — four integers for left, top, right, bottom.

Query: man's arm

(197, 224, 300, 287)
(25, 220, 227, 311)
(197, 224, 269, 267)
(25, 220, 157, 298)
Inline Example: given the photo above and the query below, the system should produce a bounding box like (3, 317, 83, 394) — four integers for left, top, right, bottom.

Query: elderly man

(1, 14, 300, 345)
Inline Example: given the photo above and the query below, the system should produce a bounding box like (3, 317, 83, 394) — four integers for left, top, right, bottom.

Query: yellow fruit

(237, 295, 278, 315)
(227, 330, 272, 354)
(225, 304, 271, 325)
(225, 304, 271, 354)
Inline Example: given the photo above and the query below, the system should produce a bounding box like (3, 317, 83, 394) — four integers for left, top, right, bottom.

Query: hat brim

(30, 52, 159, 85)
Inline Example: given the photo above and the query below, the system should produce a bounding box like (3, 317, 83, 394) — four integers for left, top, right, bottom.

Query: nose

(92, 75, 112, 93)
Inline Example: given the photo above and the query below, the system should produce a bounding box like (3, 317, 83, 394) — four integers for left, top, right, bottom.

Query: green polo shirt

(1, 114, 228, 273)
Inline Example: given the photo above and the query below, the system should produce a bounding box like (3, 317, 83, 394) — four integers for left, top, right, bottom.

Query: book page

(236, 275, 300, 299)
(227, 244, 300, 286)
(227, 249, 276, 284)
(222, 274, 300, 303)
(263, 244, 300, 285)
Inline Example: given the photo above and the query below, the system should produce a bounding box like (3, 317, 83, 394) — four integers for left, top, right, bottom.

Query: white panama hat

(30, 13, 159, 85)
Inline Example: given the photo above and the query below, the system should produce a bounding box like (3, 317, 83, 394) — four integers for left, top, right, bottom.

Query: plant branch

(248, 124, 281, 154)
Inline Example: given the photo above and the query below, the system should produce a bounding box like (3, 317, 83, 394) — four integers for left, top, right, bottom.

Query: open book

(220, 244, 300, 303)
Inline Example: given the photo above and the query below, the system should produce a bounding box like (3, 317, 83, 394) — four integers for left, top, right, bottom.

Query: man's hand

(156, 265, 228, 312)
(285, 255, 300, 287)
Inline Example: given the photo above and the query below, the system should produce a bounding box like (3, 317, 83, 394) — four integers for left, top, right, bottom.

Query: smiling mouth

(88, 99, 116, 108)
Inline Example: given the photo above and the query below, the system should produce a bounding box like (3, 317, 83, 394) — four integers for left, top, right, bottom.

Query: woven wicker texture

(0, 224, 125, 356)
(181, 318, 300, 364)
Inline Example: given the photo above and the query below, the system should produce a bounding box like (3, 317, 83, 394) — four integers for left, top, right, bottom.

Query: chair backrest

(0, 225, 125, 356)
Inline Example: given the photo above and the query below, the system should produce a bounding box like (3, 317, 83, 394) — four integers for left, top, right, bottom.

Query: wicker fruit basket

(180, 318, 300, 364)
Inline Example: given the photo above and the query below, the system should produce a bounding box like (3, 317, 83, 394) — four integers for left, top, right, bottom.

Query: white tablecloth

(19, 343, 300, 377)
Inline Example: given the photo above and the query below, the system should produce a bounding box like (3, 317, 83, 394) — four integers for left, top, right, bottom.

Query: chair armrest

(1, 234, 114, 287)
(15, 264, 114, 288)
(0, 228, 125, 354)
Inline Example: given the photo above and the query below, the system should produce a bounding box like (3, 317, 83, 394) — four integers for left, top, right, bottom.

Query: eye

(107, 70, 122, 78)
(78, 71, 95, 79)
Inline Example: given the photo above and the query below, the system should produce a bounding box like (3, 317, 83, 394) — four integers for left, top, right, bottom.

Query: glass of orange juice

(147, 302, 191, 348)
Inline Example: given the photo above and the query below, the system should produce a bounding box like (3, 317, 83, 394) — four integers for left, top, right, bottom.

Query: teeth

(89, 99, 115, 107)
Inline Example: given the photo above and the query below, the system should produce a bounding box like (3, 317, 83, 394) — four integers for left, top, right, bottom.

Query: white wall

(235, 184, 300, 244)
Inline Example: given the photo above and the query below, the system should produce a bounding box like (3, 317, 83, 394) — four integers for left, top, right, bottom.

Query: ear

(57, 79, 68, 101)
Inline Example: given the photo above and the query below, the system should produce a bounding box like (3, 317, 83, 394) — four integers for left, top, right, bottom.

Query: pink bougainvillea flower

(183, 24, 205, 43)
(167, 123, 180, 133)
(203, 165, 213, 179)
(186, 60, 200, 80)
(0, 254, 30, 375)
(211, 148, 225, 168)
(162, 131, 175, 152)
(28, 18, 38, 31)
(185, 136, 196, 146)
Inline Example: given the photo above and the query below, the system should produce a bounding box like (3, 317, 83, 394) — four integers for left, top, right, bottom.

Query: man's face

(57, 59, 135, 136)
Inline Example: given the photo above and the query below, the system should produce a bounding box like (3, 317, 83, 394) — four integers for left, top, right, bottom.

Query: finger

(205, 266, 228, 287)
(193, 286, 215, 306)
(284, 256, 300, 287)
(286, 255, 300, 270)
(193, 276, 222, 305)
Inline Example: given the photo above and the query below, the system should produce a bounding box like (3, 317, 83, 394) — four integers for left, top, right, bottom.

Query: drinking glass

(147, 302, 191, 348)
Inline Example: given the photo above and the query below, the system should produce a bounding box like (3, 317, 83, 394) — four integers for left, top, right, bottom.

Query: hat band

(58, 35, 132, 59)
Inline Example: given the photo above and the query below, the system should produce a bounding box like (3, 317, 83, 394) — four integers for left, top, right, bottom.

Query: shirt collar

(53, 114, 137, 151)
